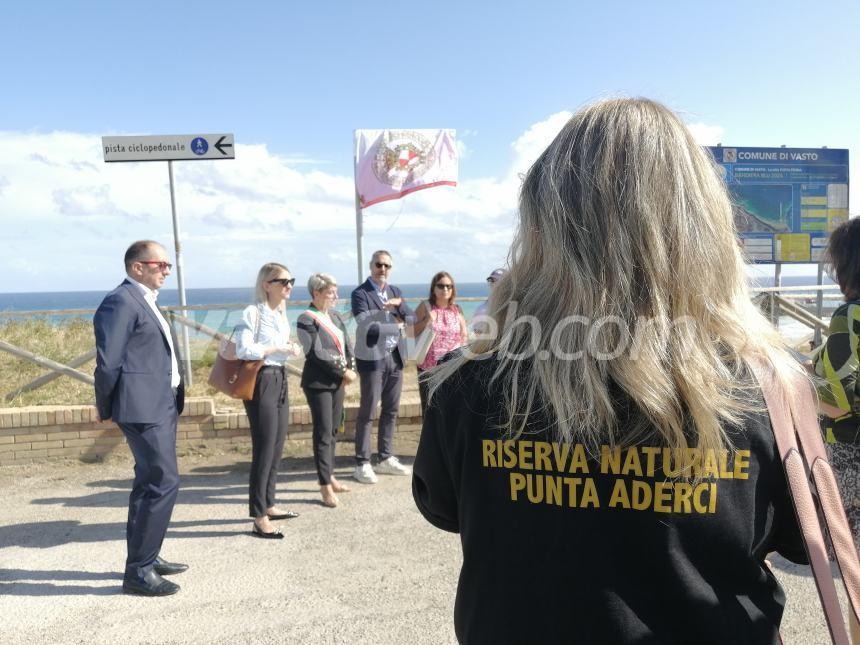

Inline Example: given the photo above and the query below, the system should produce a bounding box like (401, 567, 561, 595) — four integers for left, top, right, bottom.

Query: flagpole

(167, 160, 192, 388)
(353, 132, 364, 285)
(354, 188, 363, 286)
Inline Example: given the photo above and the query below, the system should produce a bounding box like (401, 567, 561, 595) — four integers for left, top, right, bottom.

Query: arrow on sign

(214, 136, 233, 156)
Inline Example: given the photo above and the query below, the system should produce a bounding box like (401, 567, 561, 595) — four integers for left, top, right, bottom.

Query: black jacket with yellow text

(413, 359, 806, 645)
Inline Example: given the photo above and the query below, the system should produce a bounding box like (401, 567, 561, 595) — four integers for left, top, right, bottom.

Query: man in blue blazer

(93, 240, 188, 596)
(351, 250, 414, 483)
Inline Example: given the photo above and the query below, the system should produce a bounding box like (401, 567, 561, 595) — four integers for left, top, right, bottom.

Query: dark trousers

(118, 412, 179, 578)
(304, 386, 345, 485)
(417, 367, 429, 415)
(355, 352, 403, 465)
(244, 367, 289, 518)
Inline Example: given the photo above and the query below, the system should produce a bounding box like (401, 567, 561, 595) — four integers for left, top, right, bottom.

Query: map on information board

(707, 146, 849, 263)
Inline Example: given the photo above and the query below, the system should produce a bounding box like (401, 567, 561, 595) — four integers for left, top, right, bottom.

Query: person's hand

(385, 297, 402, 309)
(286, 341, 303, 358)
(342, 369, 357, 386)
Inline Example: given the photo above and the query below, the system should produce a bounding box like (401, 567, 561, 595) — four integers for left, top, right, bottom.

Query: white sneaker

(375, 456, 411, 476)
(353, 463, 378, 484)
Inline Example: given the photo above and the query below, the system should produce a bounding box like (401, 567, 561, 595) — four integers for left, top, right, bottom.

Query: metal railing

(0, 291, 843, 402)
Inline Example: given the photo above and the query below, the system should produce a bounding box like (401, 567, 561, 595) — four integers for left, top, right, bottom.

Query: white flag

(354, 129, 458, 209)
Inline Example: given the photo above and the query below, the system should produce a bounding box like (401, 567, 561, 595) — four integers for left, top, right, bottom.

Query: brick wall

(0, 398, 424, 466)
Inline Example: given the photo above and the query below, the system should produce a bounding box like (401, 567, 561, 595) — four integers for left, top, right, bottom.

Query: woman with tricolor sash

(297, 272, 357, 508)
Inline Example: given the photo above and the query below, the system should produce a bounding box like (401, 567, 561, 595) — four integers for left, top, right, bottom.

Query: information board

(707, 146, 849, 263)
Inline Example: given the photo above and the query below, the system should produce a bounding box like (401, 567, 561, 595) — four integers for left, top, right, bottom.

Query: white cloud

(509, 111, 572, 177)
(686, 122, 726, 146)
(400, 247, 421, 261)
(456, 139, 471, 160)
(4, 113, 776, 293)
(53, 184, 140, 220)
(0, 127, 524, 291)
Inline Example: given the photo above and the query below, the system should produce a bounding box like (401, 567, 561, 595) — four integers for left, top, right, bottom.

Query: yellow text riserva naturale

(481, 439, 751, 514)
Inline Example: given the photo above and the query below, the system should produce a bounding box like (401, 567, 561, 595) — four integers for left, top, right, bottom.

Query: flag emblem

(373, 131, 436, 189)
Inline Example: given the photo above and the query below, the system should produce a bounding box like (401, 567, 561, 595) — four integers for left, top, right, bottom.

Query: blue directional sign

(707, 146, 849, 263)
(191, 137, 208, 155)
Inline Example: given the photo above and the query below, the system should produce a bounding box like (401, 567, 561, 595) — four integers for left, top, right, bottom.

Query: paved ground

(0, 438, 845, 644)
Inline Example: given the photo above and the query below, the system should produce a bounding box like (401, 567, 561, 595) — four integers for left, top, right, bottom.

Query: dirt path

(0, 441, 842, 644)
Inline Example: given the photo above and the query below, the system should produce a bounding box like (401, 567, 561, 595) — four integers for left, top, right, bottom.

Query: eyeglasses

(435, 283, 454, 290)
(269, 278, 296, 287)
(139, 261, 173, 271)
(487, 278, 496, 284)
(374, 262, 392, 269)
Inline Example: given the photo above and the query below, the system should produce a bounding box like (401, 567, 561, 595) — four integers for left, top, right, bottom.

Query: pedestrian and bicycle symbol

(191, 137, 208, 155)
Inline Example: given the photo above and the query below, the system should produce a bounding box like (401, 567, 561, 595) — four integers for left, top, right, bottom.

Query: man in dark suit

(93, 240, 188, 596)
(351, 250, 414, 483)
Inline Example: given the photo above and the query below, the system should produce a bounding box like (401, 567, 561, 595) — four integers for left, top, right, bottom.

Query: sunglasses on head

(374, 262, 392, 269)
(269, 277, 296, 287)
(435, 283, 454, 290)
(139, 260, 173, 271)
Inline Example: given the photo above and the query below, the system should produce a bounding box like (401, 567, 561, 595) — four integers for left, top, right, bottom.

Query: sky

(0, 0, 857, 294)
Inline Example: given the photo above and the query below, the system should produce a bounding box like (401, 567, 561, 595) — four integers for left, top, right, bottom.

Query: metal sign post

(773, 262, 782, 328)
(102, 133, 236, 387)
(815, 263, 825, 347)
(167, 160, 192, 385)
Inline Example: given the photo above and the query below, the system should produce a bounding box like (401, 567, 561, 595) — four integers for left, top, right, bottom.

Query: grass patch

(0, 318, 418, 408)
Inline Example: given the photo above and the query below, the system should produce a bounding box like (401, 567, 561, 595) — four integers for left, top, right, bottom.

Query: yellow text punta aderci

(480, 439, 751, 514)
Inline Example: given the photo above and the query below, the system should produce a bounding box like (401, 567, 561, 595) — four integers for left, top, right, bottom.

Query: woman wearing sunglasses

(413, 272, 468, 413)
(235, 262, 303, 539)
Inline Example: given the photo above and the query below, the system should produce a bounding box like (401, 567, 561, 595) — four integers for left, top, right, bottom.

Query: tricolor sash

(303, 308, 345, 357)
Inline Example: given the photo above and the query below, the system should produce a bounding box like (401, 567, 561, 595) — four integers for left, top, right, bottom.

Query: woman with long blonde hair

(412, 98, 807, 643)
(236, 262, 303, 538)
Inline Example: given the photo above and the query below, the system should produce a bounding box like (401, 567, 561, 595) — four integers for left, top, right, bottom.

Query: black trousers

(304, 386, 345, 485)
(417, 367, 429, 415)
(244, 367, 289, 518)
(355, 352, 403, 465)
(118, 409, 179, 577)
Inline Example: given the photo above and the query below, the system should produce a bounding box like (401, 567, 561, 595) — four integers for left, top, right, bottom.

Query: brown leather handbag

(208, 305, 264, 400)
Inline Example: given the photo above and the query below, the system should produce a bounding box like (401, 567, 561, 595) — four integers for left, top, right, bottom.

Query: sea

(0, 282, 492, 313)
(0, 275, 840, 343)
(0, 283, 493, 338)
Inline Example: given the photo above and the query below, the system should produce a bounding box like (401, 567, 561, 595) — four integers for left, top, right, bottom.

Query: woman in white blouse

(236, 262, 302, 539)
